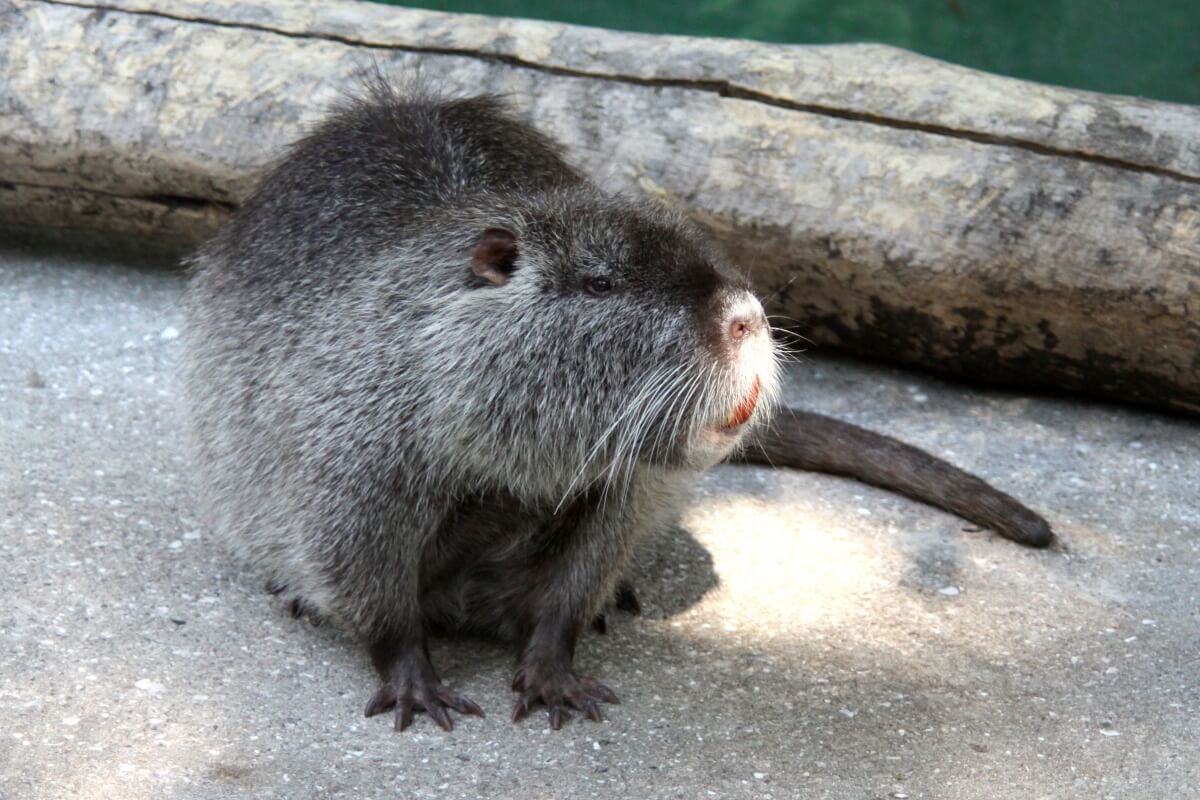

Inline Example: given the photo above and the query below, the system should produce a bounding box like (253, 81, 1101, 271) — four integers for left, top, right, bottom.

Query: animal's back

(201, 86, 581, 291)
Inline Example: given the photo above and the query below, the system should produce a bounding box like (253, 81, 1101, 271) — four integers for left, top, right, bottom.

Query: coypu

(182, 82, 1051, 733)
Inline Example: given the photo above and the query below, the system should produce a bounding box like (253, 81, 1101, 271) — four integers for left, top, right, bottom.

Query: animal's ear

(471, 227, 518, 286)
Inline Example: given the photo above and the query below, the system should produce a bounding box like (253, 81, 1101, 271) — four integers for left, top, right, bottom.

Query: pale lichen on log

(1, 0, 1197, 412)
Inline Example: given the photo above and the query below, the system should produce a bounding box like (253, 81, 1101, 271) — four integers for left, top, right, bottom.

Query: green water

(380, 0, 1200, 105)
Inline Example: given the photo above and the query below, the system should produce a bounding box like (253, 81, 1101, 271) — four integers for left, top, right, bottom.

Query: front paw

(510, 664, 619, 730)
(365, 655, 484, 732)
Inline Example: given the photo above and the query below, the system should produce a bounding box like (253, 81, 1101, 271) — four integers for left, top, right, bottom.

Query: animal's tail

(731, 407, 1053, 547)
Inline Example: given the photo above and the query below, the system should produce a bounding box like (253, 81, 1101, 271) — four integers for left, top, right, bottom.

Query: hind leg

(264, 580, 325, 625)
(589, 579, 642, 634)
(614, 580, 641, 615)
(286, 597, 324, 626)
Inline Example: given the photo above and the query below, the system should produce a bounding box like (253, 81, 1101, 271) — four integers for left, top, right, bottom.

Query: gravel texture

(2, 226, 1197, 799)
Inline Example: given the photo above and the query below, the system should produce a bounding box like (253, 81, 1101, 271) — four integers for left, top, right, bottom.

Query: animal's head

(421, 187, 782, 497)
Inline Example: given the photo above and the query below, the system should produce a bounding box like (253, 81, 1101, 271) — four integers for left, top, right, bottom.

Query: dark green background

(380, 0, 1200, 105)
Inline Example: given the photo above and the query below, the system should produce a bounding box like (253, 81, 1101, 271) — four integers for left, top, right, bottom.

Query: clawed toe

(364, 683, 398, 717)
(510, 666, 618, 729)
(614, 581, 641, 615)
(365, 680, 483, 733)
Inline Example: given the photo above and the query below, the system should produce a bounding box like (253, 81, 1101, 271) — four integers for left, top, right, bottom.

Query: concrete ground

(1, 225, 1197, 800)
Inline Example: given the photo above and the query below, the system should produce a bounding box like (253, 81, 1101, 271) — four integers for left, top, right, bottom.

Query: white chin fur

(725, 329, 780, 424)
(683, 329, 780, 468)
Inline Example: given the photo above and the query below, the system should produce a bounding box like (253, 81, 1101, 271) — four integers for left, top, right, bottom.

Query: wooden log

(2, 0, 1198, 413)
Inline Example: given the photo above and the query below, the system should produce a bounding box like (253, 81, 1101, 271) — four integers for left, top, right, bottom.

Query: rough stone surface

(2, 226, 1198, 799)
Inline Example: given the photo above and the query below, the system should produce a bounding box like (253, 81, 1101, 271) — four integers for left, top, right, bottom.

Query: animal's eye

(585, 276, 613, 297)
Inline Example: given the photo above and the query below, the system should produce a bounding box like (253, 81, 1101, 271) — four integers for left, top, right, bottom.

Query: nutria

(182, 82, 1051, 733)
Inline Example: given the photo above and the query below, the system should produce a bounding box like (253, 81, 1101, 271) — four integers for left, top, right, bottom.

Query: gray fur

(182, 82, 780, 730)
(182, 80, 1053, 732)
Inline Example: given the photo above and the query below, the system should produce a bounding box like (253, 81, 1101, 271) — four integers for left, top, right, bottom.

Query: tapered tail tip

(1001, 510, 1054, 548)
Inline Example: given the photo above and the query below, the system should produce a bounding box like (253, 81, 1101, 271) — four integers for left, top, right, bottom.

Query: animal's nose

(726, 296, 767, 344)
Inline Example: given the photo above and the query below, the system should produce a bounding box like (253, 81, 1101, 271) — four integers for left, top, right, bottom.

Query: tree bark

(2, 0, 1198, 413)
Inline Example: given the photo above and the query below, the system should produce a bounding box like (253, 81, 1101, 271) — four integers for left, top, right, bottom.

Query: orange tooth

(727, 376, 761, 428)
